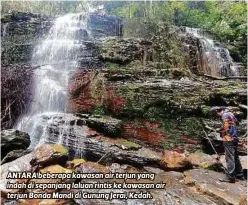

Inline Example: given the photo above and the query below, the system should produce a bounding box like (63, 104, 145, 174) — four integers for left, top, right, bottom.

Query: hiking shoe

(236, 175, 245, 180)
(219, 177, 235, 183)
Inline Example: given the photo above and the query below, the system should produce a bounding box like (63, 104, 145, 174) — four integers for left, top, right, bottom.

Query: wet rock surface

(88, 12, 123, 37)
(34, 113, 162, 168)
(1, 11, 52, 65)
(1, 129, 30, 159)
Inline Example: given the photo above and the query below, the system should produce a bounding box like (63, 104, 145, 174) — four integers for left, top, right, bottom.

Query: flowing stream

(16, 12, 91, 148)
(186, 27, 244, 77)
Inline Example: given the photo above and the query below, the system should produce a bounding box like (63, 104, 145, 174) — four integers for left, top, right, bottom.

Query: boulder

(66, 158, 86, 169)
(161, 150, 191, 170)
(0, 153, 32, 194)
(184, 169, 247, 205)
(27, 165, 73, 193)
(1, 149, 31, 164)
(40, 164, 73, 174)
(86, 115, 122, 137)
(30, 144, 69, 167)
(187, 151, 220, 169)
(76, 161, 110, 174)
(1, 129, 30, 159)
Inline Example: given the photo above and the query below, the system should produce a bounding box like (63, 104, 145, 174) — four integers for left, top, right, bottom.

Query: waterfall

(15, 12, 91, 148)
(2, 23, 9, 39)
(186, 27, 245, 77)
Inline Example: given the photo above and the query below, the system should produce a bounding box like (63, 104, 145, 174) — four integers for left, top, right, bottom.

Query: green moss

(173, 92, 203, 104)
(92, 106, 106, 115)
(40, 165, 73, 174)
(159, 118, 202, 150)
(52, 144, 69, 155)
(218, 88, 233, 95)
(234, 82, 245, 88)
(68, 158, 86, 167)
(90, 72, 108, 106)
(105, 62, 121, 70)
(118, 138, 141, 148)
(201, 105, 212, 117)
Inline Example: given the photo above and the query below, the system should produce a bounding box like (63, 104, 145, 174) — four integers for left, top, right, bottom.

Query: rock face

(68, 46, 247, 152)
(1, 11, 52, 130)
(1, 11, 53, 65)
(29, 113, 163, 168)
(161, 150, 191, 170)
(1, 11, 122, 65)
(88, 12, 123, 37)
(1, 129, 30, 159)
(84, 114, 122, 137)
(180, 27, 246, 77)
(184, 169, 247, 205)
(100, 37, 153, 63)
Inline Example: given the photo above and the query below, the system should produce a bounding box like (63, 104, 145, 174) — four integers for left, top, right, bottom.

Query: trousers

(223, 141, 243, 179)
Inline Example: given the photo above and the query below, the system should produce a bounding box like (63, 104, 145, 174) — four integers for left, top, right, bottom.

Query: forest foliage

(104, 1, 247, 66)
(1, 0, 247, 65)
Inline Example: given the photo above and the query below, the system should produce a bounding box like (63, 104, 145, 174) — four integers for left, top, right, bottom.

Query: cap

(211, 106, 225, 112)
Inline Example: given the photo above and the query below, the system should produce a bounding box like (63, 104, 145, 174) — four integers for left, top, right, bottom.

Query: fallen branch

(97, 151, 111, 164)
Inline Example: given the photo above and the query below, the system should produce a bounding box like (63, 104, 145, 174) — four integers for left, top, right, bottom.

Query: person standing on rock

(212, 107, 244, 183)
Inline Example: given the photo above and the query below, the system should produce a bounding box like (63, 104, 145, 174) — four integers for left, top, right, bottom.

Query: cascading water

(186, 27, 245, 77)
(2, 23, 9, 39)
(16, 12, 91, 150)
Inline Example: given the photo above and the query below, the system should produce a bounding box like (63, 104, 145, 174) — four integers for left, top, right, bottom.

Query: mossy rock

(52, 144, 69, 155)
(40, 164, 73, 174)
(117, 138, 141, 149)
(83, 162, 109, 173)
(30, 144, 69, 167)
(218, 88, 233, 95)
(66, 158, 86, 169)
